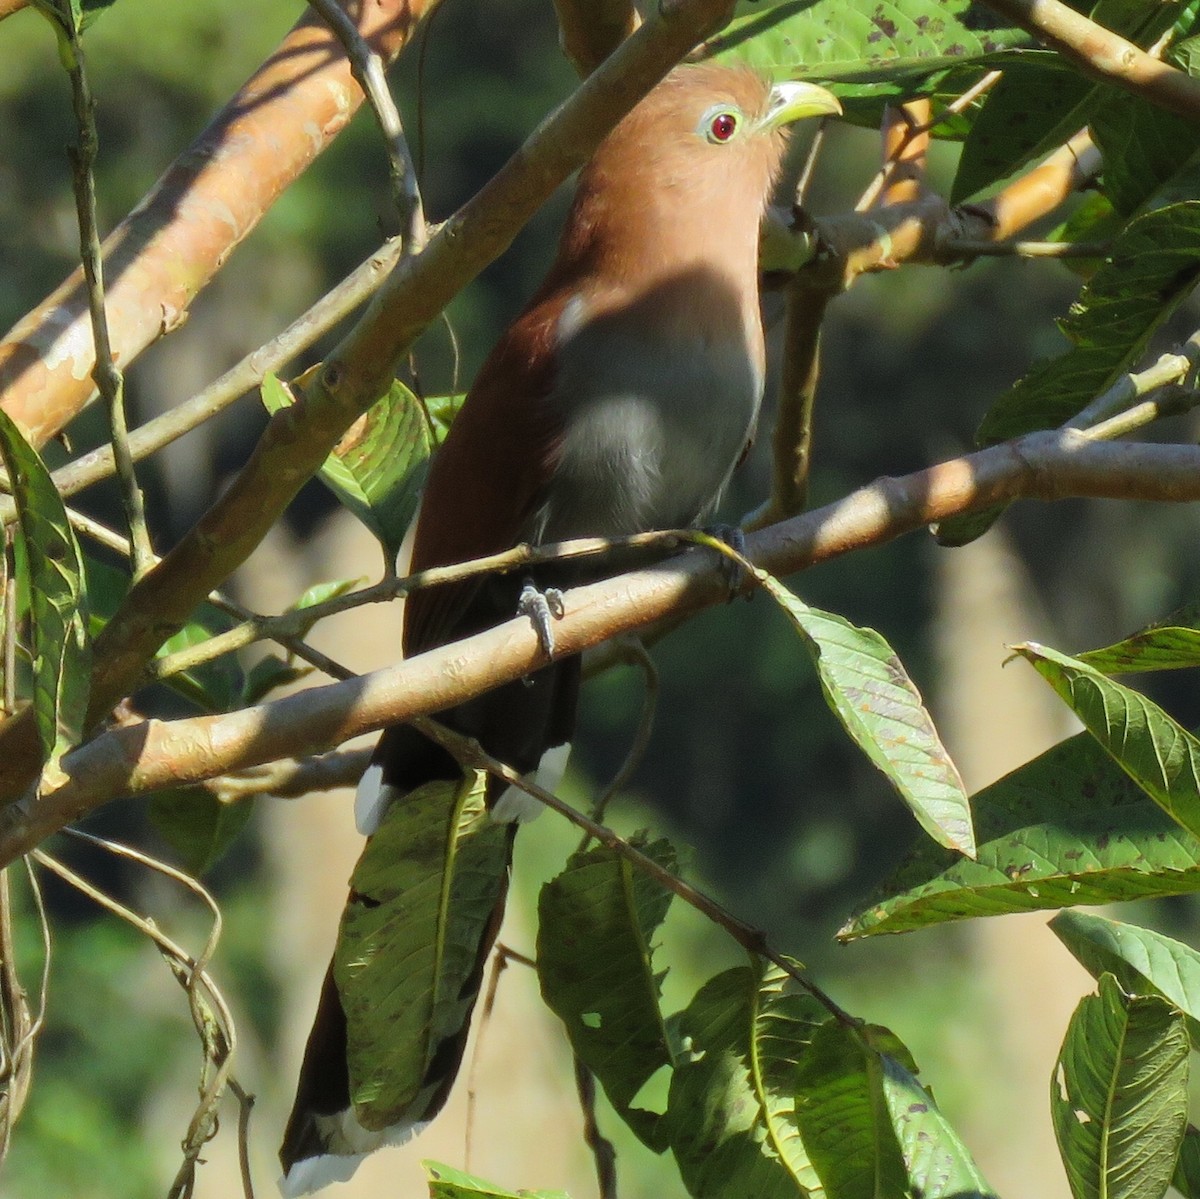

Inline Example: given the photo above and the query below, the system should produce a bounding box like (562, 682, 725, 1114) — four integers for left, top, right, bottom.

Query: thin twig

(794, 121, 828, 207)
(2, 530, 15, 715)
(61, 23, 154, 576)
(307, 0, 427, 250)
(31, 834, 242, 1199)
(580, 639, 658, 847)
(230, 1079, 257, 1199)
(574, 1058, 618, 1199)
(941, 238, 1110, 259)
(464, 942, 534, 1168)
(0, 238, 411, 521)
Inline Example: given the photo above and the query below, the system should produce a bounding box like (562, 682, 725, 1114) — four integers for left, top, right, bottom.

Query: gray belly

(533, 322, 762, 542)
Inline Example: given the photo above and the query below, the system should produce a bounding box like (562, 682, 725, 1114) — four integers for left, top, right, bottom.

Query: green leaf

(0, 408, 91, 786)
(938, 202, 1200, 545)
(976, 203, 1200, 444)
(335, 772, 512, 1130)
(423, 1160, 570, 1198)
(1051, 910, 1200, 1046)
(154, 603, 243, 713)
(1052, 974, 1188, 1199)
(754, 571, 974, 856)
(1016, 641, 1200, 840)
(843, 730, 1200, 939)
(952, 61, 1091, 204)
(148, 788, 254, 876)
(1090, 97, 1200, 217)
(241, 654, 310, 705)
(1172, 1126, 1200, 1198)
(664, 962, 827, 1198)
(1078, 625, 1200, 674)
(702, 0, 1028, 104)
(793, 1022, 909, 1199)
(877, 1044, 997, 1198)
(261, 373, 438, 563)
(536, 839, 676, 1148)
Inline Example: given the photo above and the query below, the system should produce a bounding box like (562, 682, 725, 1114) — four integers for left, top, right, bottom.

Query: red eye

(709, 112, 738, 142)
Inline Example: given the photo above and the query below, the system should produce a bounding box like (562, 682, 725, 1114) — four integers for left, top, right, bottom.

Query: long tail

(278, 657, 579, 1195)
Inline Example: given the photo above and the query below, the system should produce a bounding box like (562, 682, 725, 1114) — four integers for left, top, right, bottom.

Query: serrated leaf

(1173, 1125, 1200, 1198)
(793, 1022, 909, 1199)
(701, 0, 1028, 116)
(977, 202, 1200, 444)
(1090, 97, 1200, 216)
(843, 730, 1200, 940)
(665, 961, 827, 1198)
(754, 571, 973, 856)
(1017, 641, 1200, 841)
(537, 839, 676, 1148)
(1051, 910, 1200, 1046)
(1052, 974, 1188, 1199)
(423, 1160, 570, 1199)
(1078, 626, 1200, 674)
(335, 772, 511, 1130)
(148, 787, 254, 876)
(877, 1045, 997, 1198)
(0, 409, 90, 787)
(262, 373, 438, 563)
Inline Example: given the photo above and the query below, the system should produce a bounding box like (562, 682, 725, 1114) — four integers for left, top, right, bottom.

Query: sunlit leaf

(423, 1160, 569, 1199)
(1052, 974, 1188, 1199)
(0, 409, 90, 787)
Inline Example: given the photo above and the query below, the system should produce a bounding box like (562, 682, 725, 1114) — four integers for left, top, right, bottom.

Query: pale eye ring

(700, 106, 741, 144)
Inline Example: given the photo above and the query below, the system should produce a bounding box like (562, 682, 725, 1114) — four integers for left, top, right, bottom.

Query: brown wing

(402, 293, 567, 656)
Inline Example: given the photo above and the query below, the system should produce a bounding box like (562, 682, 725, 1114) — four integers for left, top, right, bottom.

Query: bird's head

(567, 64, 840, 276)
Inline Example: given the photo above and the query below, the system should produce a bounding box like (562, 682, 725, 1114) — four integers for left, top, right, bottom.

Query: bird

(278, 61, 840, 1195)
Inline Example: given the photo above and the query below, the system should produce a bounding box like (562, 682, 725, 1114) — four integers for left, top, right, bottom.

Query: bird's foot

(518, 578, 565, 658)
(703, 524, 752, 599)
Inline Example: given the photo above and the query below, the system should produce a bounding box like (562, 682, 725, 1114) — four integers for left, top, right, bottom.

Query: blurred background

(3, 0, 1200, 1195)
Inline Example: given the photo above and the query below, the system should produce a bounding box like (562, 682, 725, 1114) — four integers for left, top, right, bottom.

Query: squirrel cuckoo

(279, 62, 839, 1193)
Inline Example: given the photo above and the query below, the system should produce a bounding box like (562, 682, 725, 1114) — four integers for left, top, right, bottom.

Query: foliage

(7, 0, 1200, 1195)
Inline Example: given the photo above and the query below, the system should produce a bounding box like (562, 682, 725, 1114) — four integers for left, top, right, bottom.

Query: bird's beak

(758, 80, 842, 131)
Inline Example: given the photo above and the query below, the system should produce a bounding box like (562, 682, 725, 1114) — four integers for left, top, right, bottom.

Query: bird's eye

(700, 106, 741, 144)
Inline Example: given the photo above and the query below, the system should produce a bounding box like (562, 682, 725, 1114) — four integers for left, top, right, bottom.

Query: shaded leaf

(241, 654, 310, 705)
(1078, 625, 1200, 674)
(336, 772, 511, 1129)
(148, 788, 254, 877)
(1016, 641, 1200, 840)
(665, 962, 826, 1198)
(1173, 1125, 1200, 1199)
(702, 0, 1028, 118)
(844, 730, 1200, 939)
(0, 409, 90, 786)
(976, 203, 1200, 444)
(154, 605, 243, 713)
(537, 839, 676, 1148)
(1052, 974, 1188, 1199)
(755, 570, 973, 856)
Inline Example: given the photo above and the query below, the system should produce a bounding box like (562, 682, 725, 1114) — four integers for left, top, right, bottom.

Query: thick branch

(0, 0, 424, 446)
(552, 0, 641, 76)
(5, 432, 1200, 861)
(982, 0, 1200, 121)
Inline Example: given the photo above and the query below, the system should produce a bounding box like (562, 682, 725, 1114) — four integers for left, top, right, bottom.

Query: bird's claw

(704, 524, 751, 599)
(518, 579, 565, 658)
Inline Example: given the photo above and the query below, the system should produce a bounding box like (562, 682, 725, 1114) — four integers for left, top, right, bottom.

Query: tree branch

(982, 0, 1200, 120)
(0, 0, 742, 799)
(7, 432, 1200, 861)
(0, 0, 426, 446)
